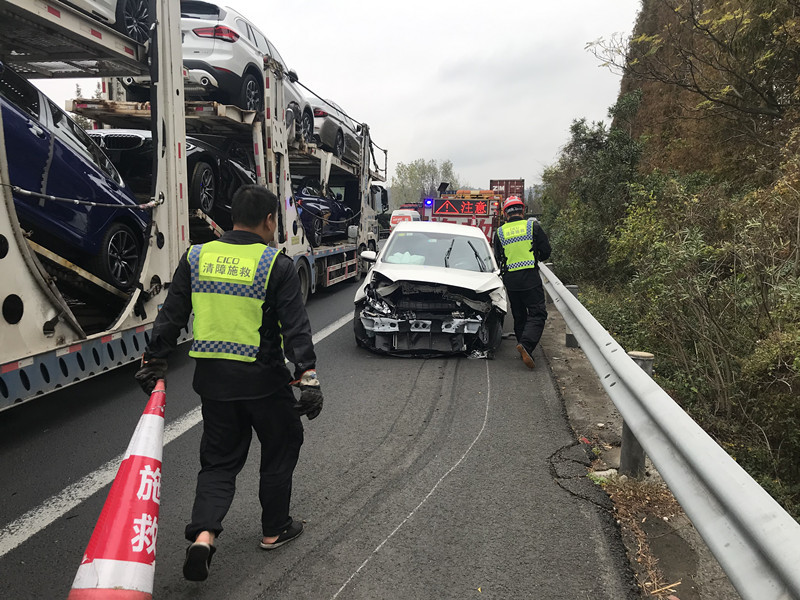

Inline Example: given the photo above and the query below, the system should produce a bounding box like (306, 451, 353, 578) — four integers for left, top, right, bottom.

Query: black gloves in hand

(294, 370, 323, 420)
(134, 357, 168, 395)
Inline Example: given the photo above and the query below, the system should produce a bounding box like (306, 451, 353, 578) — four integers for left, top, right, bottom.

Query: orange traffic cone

(68, 380, 166, 600)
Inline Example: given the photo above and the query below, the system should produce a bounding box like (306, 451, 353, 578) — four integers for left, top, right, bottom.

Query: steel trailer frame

(0, 0, 188, 409)
(0, 0, 388, 408)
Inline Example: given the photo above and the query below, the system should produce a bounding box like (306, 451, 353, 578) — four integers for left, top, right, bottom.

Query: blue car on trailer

(0, 61, 149, 290)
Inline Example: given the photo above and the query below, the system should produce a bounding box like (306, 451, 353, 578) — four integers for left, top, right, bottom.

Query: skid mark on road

(330, 360, 492, 599)
(0, 313, 352, 559)
(373, 359, 446, 451)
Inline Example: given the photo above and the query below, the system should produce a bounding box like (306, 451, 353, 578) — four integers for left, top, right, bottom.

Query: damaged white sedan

(354, 221, 507, 357)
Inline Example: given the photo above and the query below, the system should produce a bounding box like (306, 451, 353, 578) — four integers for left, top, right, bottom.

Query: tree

(589, 0, 800, 151)
(390, 159, 467, 208)
(539, 92, 643, 284)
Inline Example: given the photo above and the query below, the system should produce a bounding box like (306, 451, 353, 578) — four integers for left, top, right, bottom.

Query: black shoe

(259, 519, 304, 550)
(183, 542, 216, 581)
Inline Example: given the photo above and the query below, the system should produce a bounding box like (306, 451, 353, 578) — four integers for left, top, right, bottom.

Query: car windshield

(383, 231, 493, 272)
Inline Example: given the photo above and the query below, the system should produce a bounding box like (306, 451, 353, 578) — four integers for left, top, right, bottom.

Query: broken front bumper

(361, 313, 482, 352)
(357, 306, 495, 354)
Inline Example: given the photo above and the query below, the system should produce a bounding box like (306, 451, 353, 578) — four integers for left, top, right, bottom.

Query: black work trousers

(185, 385, 304, 541)
(507, 282, 548, 354)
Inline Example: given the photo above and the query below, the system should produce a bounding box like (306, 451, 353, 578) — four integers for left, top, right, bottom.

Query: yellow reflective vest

(186, 240, 279, 362)
(497, 219, 536, 272)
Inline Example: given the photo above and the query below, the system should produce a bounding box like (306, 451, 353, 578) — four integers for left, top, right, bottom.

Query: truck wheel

(93, 222, 141, 290)
(189, 161, 216, 214)
(309, 216, 323, 247)
(334, 130, 345, 158)
(115, 0, 150, 44)
(296, 260, 310, 304)
(239, 74, 262, 112)
(301, 110, 314, 143)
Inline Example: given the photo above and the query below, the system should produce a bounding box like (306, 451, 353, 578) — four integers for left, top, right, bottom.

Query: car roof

(392, 220, 488, 238)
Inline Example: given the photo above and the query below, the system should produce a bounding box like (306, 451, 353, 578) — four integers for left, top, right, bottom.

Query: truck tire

(301, 110, 314, 143)
(239, 74, 262, 112)
(296, 260, 310, 304)
(309, 216, 323, 247)
(189, 161, 216, 214)
(334, 130, 345, 158)
(92, 222, 141, 290)
(115, 0, 150, 44)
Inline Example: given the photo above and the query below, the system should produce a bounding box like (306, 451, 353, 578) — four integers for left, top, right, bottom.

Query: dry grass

(601, 473, 683, 599)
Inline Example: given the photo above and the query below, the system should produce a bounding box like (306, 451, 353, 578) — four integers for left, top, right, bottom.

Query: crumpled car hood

(354, 263, 507, 312)
(374, 263, 502, 292)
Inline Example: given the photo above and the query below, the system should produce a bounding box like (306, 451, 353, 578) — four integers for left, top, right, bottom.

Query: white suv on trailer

(125, 1, 314, 140)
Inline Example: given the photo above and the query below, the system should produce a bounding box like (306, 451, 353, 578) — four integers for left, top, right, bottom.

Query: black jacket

(144, 230, 316, 401)
(492, 218, 552, 291)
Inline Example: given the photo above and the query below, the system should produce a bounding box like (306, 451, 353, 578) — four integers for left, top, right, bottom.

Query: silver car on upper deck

(308, 98, 362, 164)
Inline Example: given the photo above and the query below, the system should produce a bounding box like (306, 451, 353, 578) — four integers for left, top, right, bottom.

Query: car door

(234, 18, 264, 61)
(43, 99, 129, 252)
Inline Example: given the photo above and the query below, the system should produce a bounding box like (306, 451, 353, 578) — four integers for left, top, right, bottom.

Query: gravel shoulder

(537, 303, 741, 600)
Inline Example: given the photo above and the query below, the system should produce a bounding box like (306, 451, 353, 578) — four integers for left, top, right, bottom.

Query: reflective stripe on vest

(497, 219, 536, 272)
(186, 240, 279, 362)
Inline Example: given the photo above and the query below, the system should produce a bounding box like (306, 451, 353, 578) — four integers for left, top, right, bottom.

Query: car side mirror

(381, 189, 389, 212)
(287, 69, 298, 83)
(360, 250, 377, 262)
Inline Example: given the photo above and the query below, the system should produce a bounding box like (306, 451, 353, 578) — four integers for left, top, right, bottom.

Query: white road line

(0, 313, 353, 558)
(330, 361, 492, 599)
(313, 312, 353, 343)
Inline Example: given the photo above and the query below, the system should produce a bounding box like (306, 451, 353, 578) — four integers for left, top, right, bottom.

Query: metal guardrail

(539, 263, 800, 600)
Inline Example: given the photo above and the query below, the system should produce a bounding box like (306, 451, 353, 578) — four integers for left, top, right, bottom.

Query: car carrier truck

(0, 0, 387, 408)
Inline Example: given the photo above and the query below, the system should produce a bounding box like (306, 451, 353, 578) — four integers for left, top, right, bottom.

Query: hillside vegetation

(541, 0, 800, 517)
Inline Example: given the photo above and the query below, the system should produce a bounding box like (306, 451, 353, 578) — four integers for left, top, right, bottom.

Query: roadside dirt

(537, 304, 742, 600)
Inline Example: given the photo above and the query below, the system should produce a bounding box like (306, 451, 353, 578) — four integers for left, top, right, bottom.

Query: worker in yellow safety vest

(134, 185, 320, 582)
(492, 196, 551, 369)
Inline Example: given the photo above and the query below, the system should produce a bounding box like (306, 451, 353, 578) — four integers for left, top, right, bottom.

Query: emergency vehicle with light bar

(419, 189, 504, 242)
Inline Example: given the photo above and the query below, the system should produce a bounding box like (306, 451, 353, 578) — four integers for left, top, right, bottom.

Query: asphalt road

(0, 279, 637, 599)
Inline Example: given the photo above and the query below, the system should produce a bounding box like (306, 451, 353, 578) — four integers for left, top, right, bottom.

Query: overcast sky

(35, 0, 641, 189)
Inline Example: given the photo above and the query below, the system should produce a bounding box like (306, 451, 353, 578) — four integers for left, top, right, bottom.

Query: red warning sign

(433, 199, 489, 215)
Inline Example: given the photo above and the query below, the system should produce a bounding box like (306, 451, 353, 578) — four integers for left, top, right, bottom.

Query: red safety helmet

(502, 196, 525, 214)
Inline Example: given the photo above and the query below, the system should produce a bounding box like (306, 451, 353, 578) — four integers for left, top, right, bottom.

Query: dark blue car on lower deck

(294, 179, 354, 248)
(0, 61, 149, 290)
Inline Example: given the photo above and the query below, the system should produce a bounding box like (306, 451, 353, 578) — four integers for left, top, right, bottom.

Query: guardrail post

(619, 351, 655, 478)
(565, 285, 579, 348)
